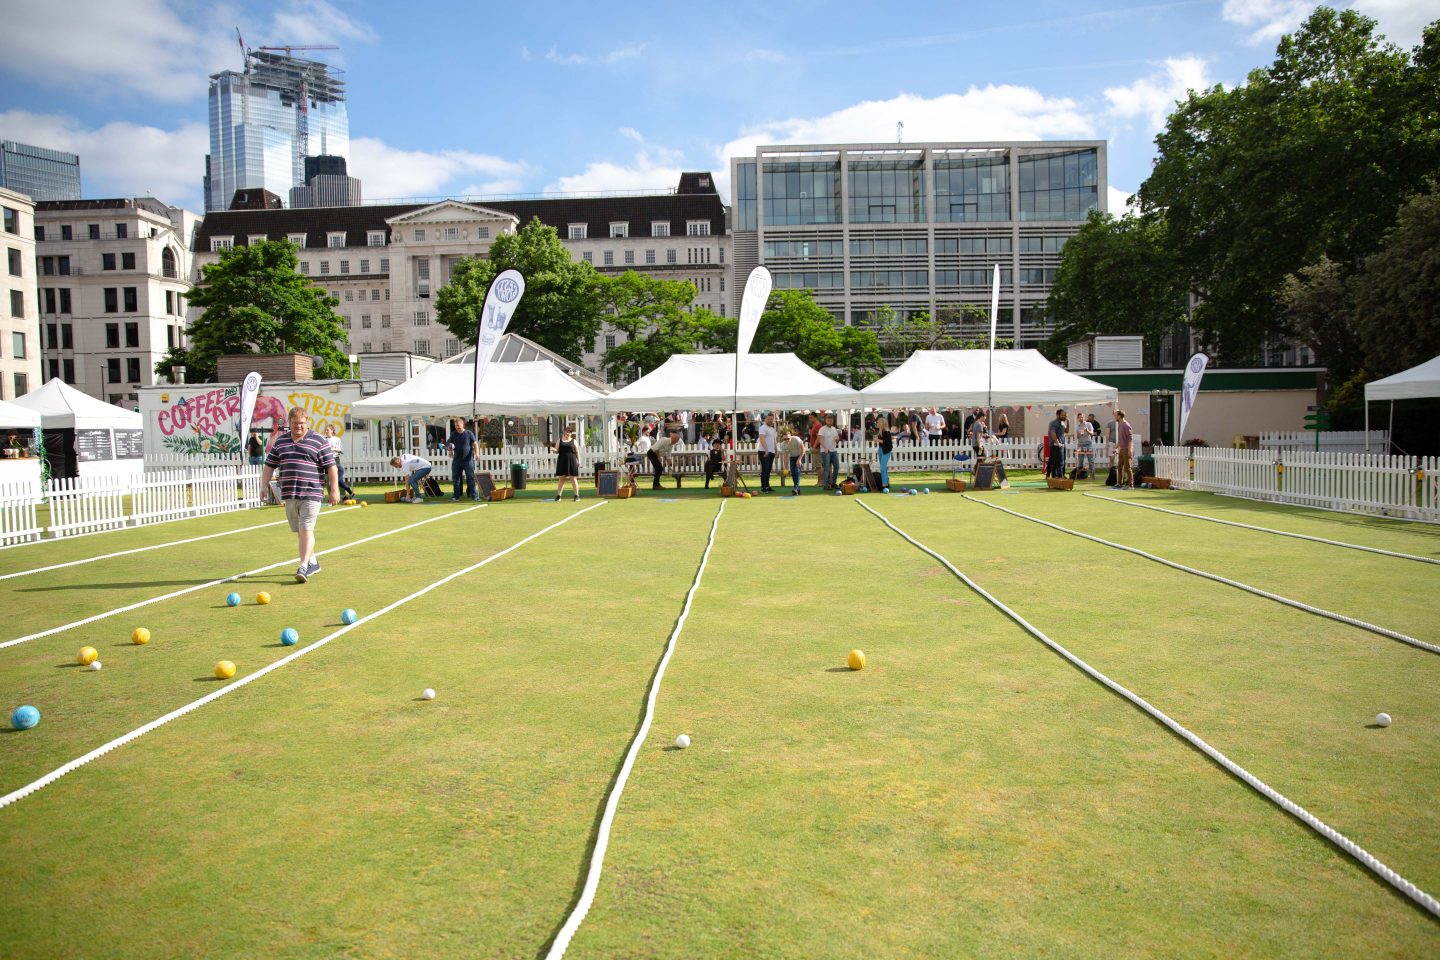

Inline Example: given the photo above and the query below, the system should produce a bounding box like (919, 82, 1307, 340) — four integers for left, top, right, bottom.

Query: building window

(59, 289, 71, 313)
(57, 256, 69, 275)
(414, 311, 429, 325)
(446, 338, 460, 356)
(33, 225, 44, 241)
(475, 227, 489, 239)
(47, 358, 58, 379)
(603, 251, 613, 266)
(441, 227, 460, 241)
(103, 253, 117, 271)
(44, 290, 56, 314)
(61, 324, 73, 348)
(368, 231, 386, 246)
(127, 357, 141, 383)
(362, 342, 372, 353)
(361, 315, 372, 328)
(605, 334, 616, 350)
(45, 323, 57, 348)
(299, 261, 310, 274)
(107, 358, 121, 383)
(380, 341, 390, 353)
(379, 258, 389, 272)
(328, 232, 346, 248)
(211, 237, 232, 252)
(61, 224, 72, 241)
(125, 322, 139, 347)
(582, 251, 592, 263)
(371, 289, 380, 301)
(122, 252, 135, 270)
(116, 223, 128, 239)
(248, 234, 265, 246)
(666, 249, 677, 264)
(645, 249, 655, 264)
(381, 315, 391, 328)
(6, 248, 19, 276)
(162, 248, 177, 277)
(289, 233, 307, 248)
(320, 262, 330, 275)
(624, 250, 635, 264)
(105, 323, 119, 347)
(413, 229, 425, 242)
(2, 207, 17, 234)
(88, 224, 100, 240)
(345, 291, 353, 301)
(124, 287, 137, 312)
(568, 224, 587, 240)
(359, 259, 369, 273)
(651, 222, 670, 237)
(609, 222, 629, 238)
(63, 358, 74, 382)
(686, 221, 711, 236)
(340, 260, 350, 274)
(12, 373, 25, 398)
(10, 331, 24, 358)
(104, 288, 118, 313)
(414, 339, 430, 356)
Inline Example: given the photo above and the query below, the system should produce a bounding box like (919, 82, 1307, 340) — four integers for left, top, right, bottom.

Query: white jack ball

(422, 688, 436, 701)
(89, 660, 103, 671)
(674, 734, 691, 749)
(1375, 712, 1392, 727)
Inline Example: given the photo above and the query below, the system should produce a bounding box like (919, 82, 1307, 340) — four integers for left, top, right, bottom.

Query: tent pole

(1364, 399, 1370, 452)
(1387, 401, 1394, 455)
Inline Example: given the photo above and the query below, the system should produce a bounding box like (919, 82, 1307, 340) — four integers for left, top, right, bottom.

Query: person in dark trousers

(1046, 408, 1068, 479)
(446, 417, 479, 501)
(704, 438, 724, 488)
(322, 424, 355, 499)
(246, 432, 265, 467)
(757, 413, 777, 493)
(648, 431, 676, 489)
(262, 406, 339, 584)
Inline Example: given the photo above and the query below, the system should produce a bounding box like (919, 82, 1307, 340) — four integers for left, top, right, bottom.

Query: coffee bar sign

(143, 382, 360, 460)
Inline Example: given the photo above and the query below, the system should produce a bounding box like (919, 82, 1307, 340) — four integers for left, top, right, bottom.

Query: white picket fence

(1152, 446, 1440, 521)
(0, 466, 263, 545)
(1260, 430, 1390, 453)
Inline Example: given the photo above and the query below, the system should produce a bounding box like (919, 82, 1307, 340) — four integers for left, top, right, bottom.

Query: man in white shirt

(648, 431, 677, 489)
(757, 414, 778, 493)
(817, 414, 841, 489)
(924, 408, 945, 446)
(389, 453, 433, 503)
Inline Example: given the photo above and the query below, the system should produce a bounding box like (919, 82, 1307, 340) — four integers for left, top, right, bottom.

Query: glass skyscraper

(204, 52, 349, 213)
(0, 141, 81, 202)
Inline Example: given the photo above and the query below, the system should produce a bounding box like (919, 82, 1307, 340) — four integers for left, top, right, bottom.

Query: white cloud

(268, 0, 377, 50)
(349, 138, 530, 201)
(0, 110, 208, 210)
(0, 0, 237, 102)
(544, 42, 648, 66)
(1221, 0, 1315, 44)
(1352, 0, 1440, 47)
(1108, 185, 1138, 216)
(1105, 56, 1211, 130)
(546, 130, 685, 195)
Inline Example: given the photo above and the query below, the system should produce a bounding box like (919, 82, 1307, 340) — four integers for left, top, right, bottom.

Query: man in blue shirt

(446, 417, 480, 501)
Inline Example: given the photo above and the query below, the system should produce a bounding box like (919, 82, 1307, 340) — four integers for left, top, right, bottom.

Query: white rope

(0, 502, 605, 812)
(0, 505, 485, 651)
(545, 499, 727, 959)
(0, 507, 361, 582)
(1084, 493, 1440, 566)
(963, 495, 1440, 658)
(856, 499, 1440, 921)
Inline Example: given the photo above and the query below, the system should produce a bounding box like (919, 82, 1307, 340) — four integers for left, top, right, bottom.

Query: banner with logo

(473, 269, 526, 406)
(1179, 352, 1209, 442)
(735, 266, 773, 365)
(237, 372, 263, 454)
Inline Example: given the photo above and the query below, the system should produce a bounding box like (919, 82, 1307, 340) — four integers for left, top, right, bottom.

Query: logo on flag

(1179, 353, 1209, 442)
(473, 269, 526, 405)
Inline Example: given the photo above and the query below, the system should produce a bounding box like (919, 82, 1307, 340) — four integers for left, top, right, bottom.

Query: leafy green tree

(595, 271, 737, 381)
(874, 304, 993, 358)
(158, 239, 347, 382)
(753, 289, 883, 387)
(435, 217, 605, 362)
(1352, 182, 1440, 376)
(1043, 211, 1189, 364)
(1139, 8, 1440, 364)
(1277, 257, 1361, 381)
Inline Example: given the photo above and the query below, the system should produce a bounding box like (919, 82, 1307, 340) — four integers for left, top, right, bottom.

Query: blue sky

(1, 0, 1435, 215)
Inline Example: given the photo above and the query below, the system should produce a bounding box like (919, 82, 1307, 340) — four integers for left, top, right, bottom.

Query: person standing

(1115, 410, 1134, 488)
(262, 406, 339, 584)
(1046, 409, 1068, 479)
(807, 414, 824, 487)
(818, 414, 841, 489)
(246, 432, 265, 468)
(648, 430, 677, 490)
(322, 424, 356, 500)
(446, 417, 479, 502)
(779, 428, 806, 496)
(551, 426, 582, 502)
(1074, 412, 1095, 478)
(993, 413, 1010, 440)
(390, 452, 433, 502)
(924, 407, 945, 447)
(757, 413, 778, 493)
(875, 418, 894, 493)
(968, 412, 990, 460)
(704, 438, 725, 489)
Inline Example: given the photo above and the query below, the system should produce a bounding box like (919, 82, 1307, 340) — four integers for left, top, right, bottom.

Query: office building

(192, 173, 728, 376)
(1, 187, 41, 399)
(205, 51, 349, 213)
(289, 155, 362, 209)
(0, 140, 81, 203)
(33, 198, 199, 407)
(730, 141, 1106, 349)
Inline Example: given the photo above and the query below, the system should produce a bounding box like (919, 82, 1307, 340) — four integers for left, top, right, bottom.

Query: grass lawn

(1, 481, 1437, 958)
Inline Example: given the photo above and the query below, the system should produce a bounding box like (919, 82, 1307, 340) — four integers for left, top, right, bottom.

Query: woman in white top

(322, 425, 355, 499)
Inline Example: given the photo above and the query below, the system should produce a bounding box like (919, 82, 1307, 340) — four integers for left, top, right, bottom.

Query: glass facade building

(730, 141, 1105, 348)
(0, 141, 81, 202)
(205, 53, 349, 212)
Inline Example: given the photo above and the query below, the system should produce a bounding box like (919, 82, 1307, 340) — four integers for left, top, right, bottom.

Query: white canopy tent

(604, 352, 861, 411)
(0, 399, 42, 428)
(11, 379, 143, 482)
(352, 360, 609, 418)
(11, 379, 142, 429)
(1363, 354, 1440, 450)
(860, 349, 1119, 408)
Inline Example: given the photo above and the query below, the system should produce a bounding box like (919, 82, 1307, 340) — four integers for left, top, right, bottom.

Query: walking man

(1115, 410, 1134, 488)
(446, 417, 479, 501)
(757, 413, 778, 493)
(262, 406, 339, 584)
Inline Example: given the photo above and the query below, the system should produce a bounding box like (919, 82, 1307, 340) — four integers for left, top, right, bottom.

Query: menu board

(113, 429, 144, 460)
(75, 428, 115, 462)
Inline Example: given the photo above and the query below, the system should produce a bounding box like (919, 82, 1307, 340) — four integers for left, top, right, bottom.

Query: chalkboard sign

(596, 469, 621, 497)
(75, 428, 114, 462)
(475, 472, 497, 500)
(972, 461, 1008, 490)
(113, 429, 144, 460)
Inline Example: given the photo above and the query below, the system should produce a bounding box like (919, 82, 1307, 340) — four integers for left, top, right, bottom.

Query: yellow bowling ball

(847, 649, 866, 671)
(256, 592, 271, 605)
(214, 660, 237, 680)
(78, 646, 99, 665)
(131, 628, 150, 645)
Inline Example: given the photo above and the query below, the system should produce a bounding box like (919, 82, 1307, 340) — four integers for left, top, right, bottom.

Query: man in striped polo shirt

(261, 406, 340, 583)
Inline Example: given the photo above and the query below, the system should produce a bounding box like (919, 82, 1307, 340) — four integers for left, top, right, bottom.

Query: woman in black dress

(552, 426, 581, 501)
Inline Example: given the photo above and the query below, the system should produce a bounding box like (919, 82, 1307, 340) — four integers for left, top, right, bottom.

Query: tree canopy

(595, 271, 733, 381)
(435, 217, 605, 362)
(158, 239, 348, 382)
(753, 289, 883, 387)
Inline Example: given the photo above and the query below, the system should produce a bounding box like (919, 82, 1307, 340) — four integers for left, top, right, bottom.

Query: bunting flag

(473, 269, 526, 407)
(1179, 352, 1209, 442)
(237, 372, 263, 449)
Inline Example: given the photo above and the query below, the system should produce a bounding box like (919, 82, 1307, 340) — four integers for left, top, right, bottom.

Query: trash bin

(1137, 455, 1156, 481)
(510, 462, 527, 490)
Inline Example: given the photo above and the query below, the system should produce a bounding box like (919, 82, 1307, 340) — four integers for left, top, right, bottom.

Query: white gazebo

(0, 399, 44, 495)
(11, 379, 144, 482)
(1364, 355, 1440, 451)
(604, 352, 861, 412)
(860, 349, 1119, 408)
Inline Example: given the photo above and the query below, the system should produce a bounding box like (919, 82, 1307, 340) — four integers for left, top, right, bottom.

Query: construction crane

(253, 44, 340, 159)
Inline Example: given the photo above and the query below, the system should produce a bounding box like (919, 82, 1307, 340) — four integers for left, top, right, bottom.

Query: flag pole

(987, 263, 1000, 420)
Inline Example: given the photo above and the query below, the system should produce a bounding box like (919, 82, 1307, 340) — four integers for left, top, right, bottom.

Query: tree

(1277, 257, 1361, 381)
(875, 305, 990, 358)
(435, 217, 605, 362)
(1351, 182, 1440, 376)
(158, 239, 347, 382)
(596, 271, 736, 381)
(752, 289, 883, 387)
(1043, 211, 1189, 364)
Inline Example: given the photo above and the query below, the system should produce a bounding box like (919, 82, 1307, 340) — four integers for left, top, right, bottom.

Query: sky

(1, 0, 1436, 216)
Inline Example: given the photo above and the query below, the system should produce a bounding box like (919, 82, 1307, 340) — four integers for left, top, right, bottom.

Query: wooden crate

(720, 485, 735, 497)
(1046, 477, 1075, 491)
(489, 486, 513, 502)
(383, 489, 406, 503)
(840, 480, 858, 495)
(1150, 477, 1172, 490)
(945, 478, 967, 492)
(615, 484, 635, 499)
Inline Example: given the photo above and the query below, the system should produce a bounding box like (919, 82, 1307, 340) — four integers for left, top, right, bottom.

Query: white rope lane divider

(1083, 493, 1440, 566)
(0, 505, 484, 652)
(545, 499, 727, 959)
(0, 501, 606, 812)
(855, 498, 1440, 921)
(963, 495, 1440, 658)
(0, 507, 362, 582)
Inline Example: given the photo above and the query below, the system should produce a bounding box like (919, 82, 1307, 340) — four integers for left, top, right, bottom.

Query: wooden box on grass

(383, 489, 405, 503)
(945, 478, 967, 492)
(1150, 477, 1172, 490)
(490, 486, 513, 502)
(720, 485, 735, 497)
(1047, 477, 1074, 491)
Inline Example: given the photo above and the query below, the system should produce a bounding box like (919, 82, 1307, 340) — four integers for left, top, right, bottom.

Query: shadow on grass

(824, 666, 856, 673)
(19, 580, 211, 592)
(192, 675, 227, 682)
(53, 662, 84, 668)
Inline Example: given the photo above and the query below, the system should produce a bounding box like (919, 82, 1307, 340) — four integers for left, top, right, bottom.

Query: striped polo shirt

(264, 429, 336, 501)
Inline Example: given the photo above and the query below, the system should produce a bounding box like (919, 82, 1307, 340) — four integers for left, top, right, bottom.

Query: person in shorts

(262, 406, 339, 583)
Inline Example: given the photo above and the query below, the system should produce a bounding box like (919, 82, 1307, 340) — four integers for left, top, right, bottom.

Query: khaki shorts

(284, 498, 322, 532)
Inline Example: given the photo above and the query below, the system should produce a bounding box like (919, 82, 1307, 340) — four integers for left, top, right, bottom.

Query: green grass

(1, 483, 1437, 958)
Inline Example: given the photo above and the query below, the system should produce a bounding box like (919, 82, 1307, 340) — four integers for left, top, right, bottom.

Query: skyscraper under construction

(204, 50, 349, 213)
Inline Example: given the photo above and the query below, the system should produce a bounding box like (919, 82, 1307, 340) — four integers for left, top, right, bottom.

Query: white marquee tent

(604, 353, 860, 411)
(351, 360, 608, 418)
(11, 379, 143, 482)
(1363, 354, 1440, 450)
(0, 399, 42, 428)
(11, 378, 142, 429)
(860, 349, 1119, 408)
